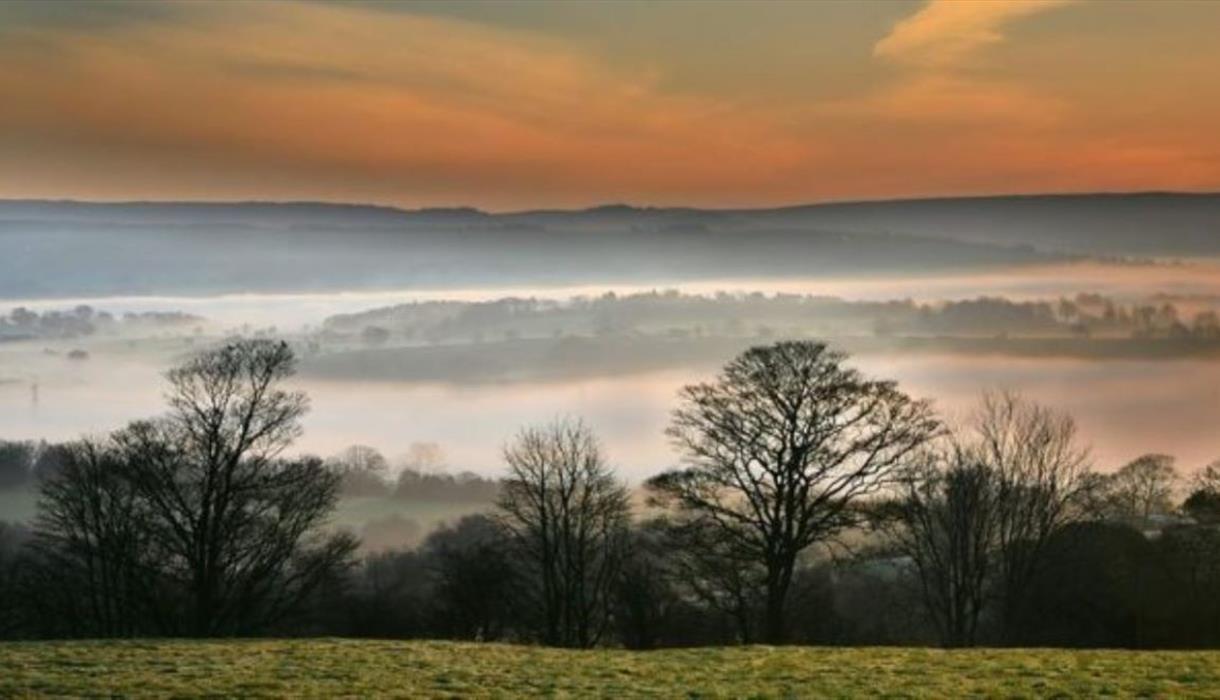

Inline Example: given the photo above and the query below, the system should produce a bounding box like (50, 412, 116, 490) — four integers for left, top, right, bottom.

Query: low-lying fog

(8, 260, 1220, 332)
(3, 260, 1219, 482)
(2, 353, 1217, 481)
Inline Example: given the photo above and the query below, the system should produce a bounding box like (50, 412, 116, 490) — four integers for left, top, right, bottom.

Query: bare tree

(612, 521, 682, 650)
(400, 442, 448, 474)
(1182, 460, 1220, 524)
(424, 514, 519, 641)
(31, 441, 73, 484)
(497, 418, 630, 648)
(969, 390, 1093, 643)
(882, 449, 998, 647)
(1103, 453, 1179, 523)
(330, 445, 391, 497)
(655, 515, 765, 644)
(649, 341, 940, 643)
(27, 438, 159, 636)
(1192, 459, 1220, 493)
(111, 339, 356, 635)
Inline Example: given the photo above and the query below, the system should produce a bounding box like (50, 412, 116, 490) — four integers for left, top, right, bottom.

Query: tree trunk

(763, 599, 785, 644)
(763, 563, 793, 644)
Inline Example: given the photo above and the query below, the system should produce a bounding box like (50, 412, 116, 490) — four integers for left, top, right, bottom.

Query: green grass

(3, 640, 1220, 698)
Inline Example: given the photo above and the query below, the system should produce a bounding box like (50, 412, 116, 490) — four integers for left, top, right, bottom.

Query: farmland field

(2, 640, 1220, 698)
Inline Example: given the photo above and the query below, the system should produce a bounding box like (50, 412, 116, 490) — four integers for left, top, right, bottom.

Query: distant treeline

(298, 292, 1220, 383)
(327, 444, 499, 504)
(0, 305, 202, 342)
(0, 440, 498, 554)
(0, 440, 498, 506)
(4, 338, 1220, 650)
(323, 291, 1220, 347)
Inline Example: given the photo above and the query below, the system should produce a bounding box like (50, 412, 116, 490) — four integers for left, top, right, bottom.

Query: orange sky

(1, 0, 1219, 210)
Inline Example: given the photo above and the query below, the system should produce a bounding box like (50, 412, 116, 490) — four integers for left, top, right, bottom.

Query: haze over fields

(3, 195, 1220, 490)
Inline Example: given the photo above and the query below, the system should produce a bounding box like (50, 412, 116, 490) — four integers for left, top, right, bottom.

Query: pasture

(2, 639, 1219, 698)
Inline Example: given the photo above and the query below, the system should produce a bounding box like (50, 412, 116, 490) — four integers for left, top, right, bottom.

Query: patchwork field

(2, 639, 1220, 698)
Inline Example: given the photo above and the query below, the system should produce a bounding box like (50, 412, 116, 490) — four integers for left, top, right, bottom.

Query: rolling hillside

(5, 193, 1219, 299)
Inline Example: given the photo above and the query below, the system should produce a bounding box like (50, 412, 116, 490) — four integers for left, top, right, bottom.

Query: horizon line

(2, 189, 1218, 217)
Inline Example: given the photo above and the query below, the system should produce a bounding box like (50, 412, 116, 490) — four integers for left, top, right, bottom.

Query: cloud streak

(851, 0, 1076, 128)
(875, 0, 1074, 68)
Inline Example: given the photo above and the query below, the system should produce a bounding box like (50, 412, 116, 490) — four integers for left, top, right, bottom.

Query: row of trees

(3, 337, 1220, 649)
(328, 443, 499, 503)
(475, 341, 1220, 648)
(881, 393, 1091, 646)
(2, 341, 355, 637)
(330, 397, 1220, 649)
(320, 291, 1220, 350)
(0, 305, 201, 341)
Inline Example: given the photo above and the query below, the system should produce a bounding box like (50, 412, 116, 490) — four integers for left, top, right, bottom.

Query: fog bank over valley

(2, 194, 1219, 548)
(3, 287, 1219, 481)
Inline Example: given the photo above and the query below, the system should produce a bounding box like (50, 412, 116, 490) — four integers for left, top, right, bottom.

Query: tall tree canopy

(497, 418, 630, 648)
(29, 339, 356, 636)
(649, 341, 940, 643)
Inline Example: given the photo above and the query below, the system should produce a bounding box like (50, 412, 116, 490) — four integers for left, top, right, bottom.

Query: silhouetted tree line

(325, 443, 499, 504)
(4, 338, 1220, 650)
(0, 340, 356, 637)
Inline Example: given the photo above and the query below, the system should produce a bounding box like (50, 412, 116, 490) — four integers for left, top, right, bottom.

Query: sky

(2, 0, 1219, 210)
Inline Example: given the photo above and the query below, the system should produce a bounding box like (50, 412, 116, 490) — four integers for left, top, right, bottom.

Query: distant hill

(730, 192, 1220, 256)
(1, 193, 1215, 298)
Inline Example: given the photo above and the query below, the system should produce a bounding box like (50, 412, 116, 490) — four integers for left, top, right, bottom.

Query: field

(2, 640, 1220, 698)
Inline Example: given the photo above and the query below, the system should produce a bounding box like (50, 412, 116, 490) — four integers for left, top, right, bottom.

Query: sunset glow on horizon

(3, 0, 1220, 210)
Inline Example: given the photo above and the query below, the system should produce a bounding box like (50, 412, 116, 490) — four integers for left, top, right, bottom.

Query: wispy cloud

(853, 0, 1076, 126)
(875, 0, 1073, 69)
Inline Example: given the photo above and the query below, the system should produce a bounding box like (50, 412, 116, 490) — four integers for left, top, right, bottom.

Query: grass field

(3, 640, 1220, 698)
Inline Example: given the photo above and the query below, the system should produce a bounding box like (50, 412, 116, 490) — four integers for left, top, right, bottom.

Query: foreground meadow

(2, 639, 1220, 698)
